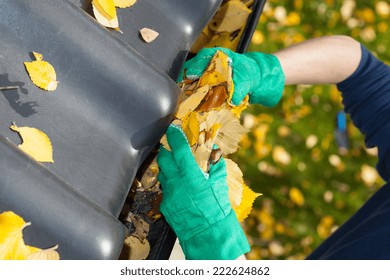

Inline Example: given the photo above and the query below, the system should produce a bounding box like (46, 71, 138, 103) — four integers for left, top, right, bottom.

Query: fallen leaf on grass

(10, 124, 54, 163)
(24, 52, 58, 91)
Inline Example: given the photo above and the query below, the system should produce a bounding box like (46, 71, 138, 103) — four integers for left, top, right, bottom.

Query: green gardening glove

(179, 47, 285, 107)
(157, 125, 250, 260)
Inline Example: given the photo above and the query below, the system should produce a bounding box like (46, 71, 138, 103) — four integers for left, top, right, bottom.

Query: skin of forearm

(274, 35, 361, 85)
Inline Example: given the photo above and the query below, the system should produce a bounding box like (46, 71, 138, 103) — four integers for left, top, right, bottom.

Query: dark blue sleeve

(307, 46, 390, 259)
(338, 45, 390, 181)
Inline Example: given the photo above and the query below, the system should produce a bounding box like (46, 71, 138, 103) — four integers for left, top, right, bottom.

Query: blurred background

(234, 0, 390, 260)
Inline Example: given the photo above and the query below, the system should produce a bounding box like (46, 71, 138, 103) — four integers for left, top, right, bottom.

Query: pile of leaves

(190, 0, 254, 53)
(163, 50, 261, 221)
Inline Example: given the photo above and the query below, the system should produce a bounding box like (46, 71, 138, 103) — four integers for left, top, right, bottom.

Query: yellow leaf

(182, 112, 200, 146)
(26, 245, 60, 260)
(361, 164, 378, 186)
(209, 1, 251, 33)
(139, 28, 159, 43)
(272, 145, 291, 165)
(24, 53, 58, 91)
(92, 0, 119, 29)
(233, 185, 261, 222)
(10, 124, 54, 163)
(289, 187, 305, 207)
(93, 0, 116, 19)
(0, 211, 31, 260)
(225, 158, 244, 208)
(123, 236, 150, 260)
(198, 51, 230, 88)
(230, 95, 249, 117)
(205, 109, 248, 155)
(114, 0, 137, 8)
(175, 85, 209, 120)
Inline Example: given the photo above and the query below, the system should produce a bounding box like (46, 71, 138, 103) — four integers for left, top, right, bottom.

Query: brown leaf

(140, 28, 159, 43)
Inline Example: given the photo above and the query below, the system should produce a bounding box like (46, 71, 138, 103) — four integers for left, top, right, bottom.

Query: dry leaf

(24, 52, 58, 91)
(0, 211, 31, 260)
(182, 112, 200, 146)
(26, 245, 60, 260)
(198, 51, 230, 88)
(209, 1, 251, 33)
(233, 184, 261, 222)
(198, 85, 229, 112)
(205, 109, 247, 155)
(92, 0, 119, 28)
(225, 158, 244, 208)
(123, 236, 150, 260)
(126, 213, 150, 242)
(140, 28, 159, 43)
(10, 124, 54, 163)
(93, 0, 116, 18)
(0, 211, 60, 260)
(114, 0, 137, 8)
(175, 85, 209, 119)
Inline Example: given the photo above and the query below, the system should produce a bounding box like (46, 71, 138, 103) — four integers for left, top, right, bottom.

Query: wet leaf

(24, 52, 58, 91)
(140, 28, 159, 43)
(10, 124, 54, 163)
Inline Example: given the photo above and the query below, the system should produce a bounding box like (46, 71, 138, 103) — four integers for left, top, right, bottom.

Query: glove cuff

(179, 210, 250, 260)
(244, 52, 285, 107)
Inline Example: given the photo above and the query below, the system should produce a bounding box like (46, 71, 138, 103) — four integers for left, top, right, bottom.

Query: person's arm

(274, 35, 361, 85)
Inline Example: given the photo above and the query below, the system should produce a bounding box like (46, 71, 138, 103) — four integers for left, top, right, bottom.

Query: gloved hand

(179, 47, 285, 107)
(157, 125, 250, 260)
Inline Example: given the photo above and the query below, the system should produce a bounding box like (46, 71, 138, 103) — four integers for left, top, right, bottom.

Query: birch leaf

(198, 85, 229, 112)
(123, 236, 150, 260)
(26, 245, 60, 260)
(93, 0, 116, 19)
(24, 53, 58, 91)
(140, 28, 159, 43)
(114, 0, 137, 8)
(10, 124, 54, 163)
(206, 109, 248, 155)
(233, 185, 261, 222)
(225, 158, 244, 208)
(175, 85, 209, 120)
(182, 111, 200, 146)
(0, 211, 31, 260)
(92, 0, 119, 28)
(209, 1, 251, 33)
(198, 51, 230, 88)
